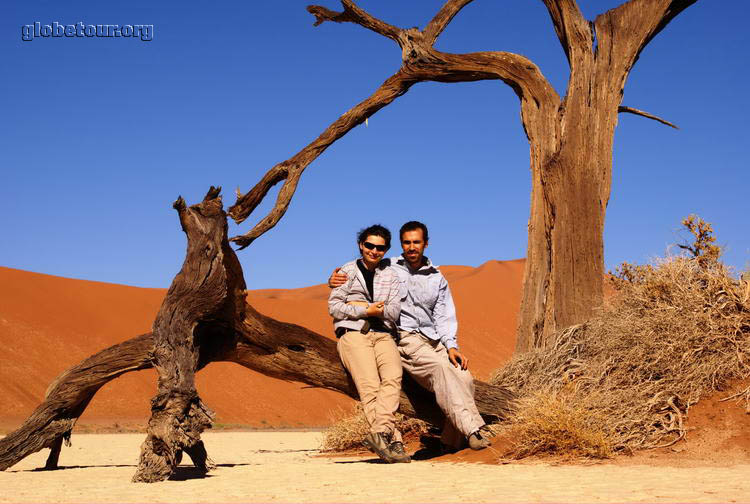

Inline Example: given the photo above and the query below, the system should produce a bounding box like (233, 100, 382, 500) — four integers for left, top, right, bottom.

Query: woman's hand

(346, 301, 369, 308)
(365, 302, 385, 317)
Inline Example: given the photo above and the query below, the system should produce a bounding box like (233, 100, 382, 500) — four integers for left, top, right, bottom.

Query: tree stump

(132, 187, 246, 482)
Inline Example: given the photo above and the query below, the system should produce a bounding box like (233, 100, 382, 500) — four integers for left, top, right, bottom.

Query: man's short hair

(399, 221, 429, 243)
(357, 224, 391, 250)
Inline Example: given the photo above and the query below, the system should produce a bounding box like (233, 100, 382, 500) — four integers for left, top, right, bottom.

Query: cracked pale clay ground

(2, 432, 750, 503)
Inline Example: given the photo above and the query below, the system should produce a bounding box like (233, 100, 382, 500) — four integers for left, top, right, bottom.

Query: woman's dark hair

(399, 220, 429, 243)
(357, 224, 391, 250)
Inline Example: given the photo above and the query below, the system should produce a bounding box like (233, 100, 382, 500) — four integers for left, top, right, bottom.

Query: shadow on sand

(14, 461, 257, 478)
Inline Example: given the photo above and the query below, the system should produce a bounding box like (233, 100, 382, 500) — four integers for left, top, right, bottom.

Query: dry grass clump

(320, 404, 429, 451)
(505, 389, 614, 459)
(320, 405, 370, 451)
(491, 216, 750, 457)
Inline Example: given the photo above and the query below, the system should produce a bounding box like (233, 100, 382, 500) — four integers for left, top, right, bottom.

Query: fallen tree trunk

(0, 334, 153, 472)
(0, 323, 513, 473)
(0, 189, 515, 477)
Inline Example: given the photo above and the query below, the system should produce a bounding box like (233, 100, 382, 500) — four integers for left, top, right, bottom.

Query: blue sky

(1, 1, 747, 289)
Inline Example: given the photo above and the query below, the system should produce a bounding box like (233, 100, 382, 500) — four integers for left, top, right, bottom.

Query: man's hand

(448, 348, 469, 370)
(366, 302, 385, 317)
(328, 267, 348, 288)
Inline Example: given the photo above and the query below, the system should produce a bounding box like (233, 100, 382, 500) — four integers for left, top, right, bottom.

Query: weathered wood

(0, 190, 514, 474)
(227, 0, 697, 352)
(0, 327, 512, 473)
(423, 0, 475, 45)
(0, 334, 153, 471)
(515, 0, 697, 351)
(618, 106, 679, 129)
(43, 435, 64, 470)
(132, 187, 246, 482)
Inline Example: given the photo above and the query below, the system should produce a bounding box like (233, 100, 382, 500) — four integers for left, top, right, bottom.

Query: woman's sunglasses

(363, 242, 387, 252)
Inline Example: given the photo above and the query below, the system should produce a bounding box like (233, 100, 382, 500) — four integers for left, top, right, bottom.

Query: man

(330, 221, 490, 451)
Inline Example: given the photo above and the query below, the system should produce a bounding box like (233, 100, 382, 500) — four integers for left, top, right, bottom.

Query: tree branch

(229, 165, 289, 229)
(540, 0, 591, 65)
(631, 0, 698, 64)
(405, 49, 555, 97)
(423, 0, 475, 46)
(0, 334, 154, 471)
(0, 302, 515, 472)
(399, 47, 561, 151)
(618, 105, 678, 129)
(229, 3, 561, 249)
(307, 0, 400, 42)
(227, 71, 415, 248)
(593, 0, 698, 83)
(226, 305, 515, 424)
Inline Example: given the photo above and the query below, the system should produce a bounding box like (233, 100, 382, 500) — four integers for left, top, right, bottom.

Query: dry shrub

(320, 405, 369, 451)
(505, 389, 613, 459)
(491, 216, 750, 457)
(320, 404, 430, 451)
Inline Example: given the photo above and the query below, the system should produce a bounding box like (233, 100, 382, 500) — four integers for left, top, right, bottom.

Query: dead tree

(0, 0, 698, 480)
(0, 188, 514, 480)
(227, 0, 696, 352)
(131, 188, 244, 482)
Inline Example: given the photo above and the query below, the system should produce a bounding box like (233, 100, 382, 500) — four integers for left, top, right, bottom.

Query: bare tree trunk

(515, 0, 695, 351)
(132, 187, 246, 482)
(0, 189, 514, 475)
(517, 117, 613, 350)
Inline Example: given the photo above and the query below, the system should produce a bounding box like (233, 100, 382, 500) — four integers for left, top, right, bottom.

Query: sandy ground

(3, 432, 750, 504)
(0, 261, 524, 432)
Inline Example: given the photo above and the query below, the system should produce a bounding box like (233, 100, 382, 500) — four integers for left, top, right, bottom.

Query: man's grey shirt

(386, 255, 459, 350)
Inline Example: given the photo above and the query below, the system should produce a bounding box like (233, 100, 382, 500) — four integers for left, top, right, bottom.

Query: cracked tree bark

(516, 0, 697, 350)
(131, 187, 244, 482)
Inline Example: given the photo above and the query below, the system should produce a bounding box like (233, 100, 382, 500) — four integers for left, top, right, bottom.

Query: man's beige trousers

(398, 331, 484, 448)
(337, 330, 403, 442)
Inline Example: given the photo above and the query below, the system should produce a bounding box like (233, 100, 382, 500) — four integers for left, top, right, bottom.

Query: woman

(328, 224, 409, 463)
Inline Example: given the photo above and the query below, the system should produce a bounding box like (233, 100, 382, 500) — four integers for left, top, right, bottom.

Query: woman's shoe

(362, 432, 396, 463)
(388, 441, 411, 463)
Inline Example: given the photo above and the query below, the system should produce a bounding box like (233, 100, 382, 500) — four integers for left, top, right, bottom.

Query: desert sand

(2, 431, 750, 503)
(0, 260, 524, 432)
(4, 262, 750, 503)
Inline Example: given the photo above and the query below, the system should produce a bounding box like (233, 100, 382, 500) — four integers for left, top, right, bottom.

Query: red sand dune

(0, 260, 524, 432)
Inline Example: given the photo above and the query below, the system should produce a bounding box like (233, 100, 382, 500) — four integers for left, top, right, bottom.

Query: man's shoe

(468, 430, 491, 450)
(362, 432, 396, 463)
(439, 443, 459, 455)
(388, 441, 411, 463)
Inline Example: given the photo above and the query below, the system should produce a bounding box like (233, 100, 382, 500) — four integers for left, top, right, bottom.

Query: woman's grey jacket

(327, 259, 401, 334)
